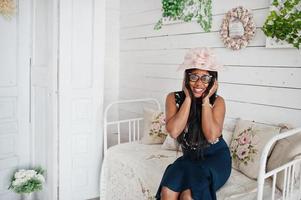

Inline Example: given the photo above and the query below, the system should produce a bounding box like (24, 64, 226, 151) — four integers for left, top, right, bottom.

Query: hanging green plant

(262, 0, 301, 49)
(154, 0, 212, 32)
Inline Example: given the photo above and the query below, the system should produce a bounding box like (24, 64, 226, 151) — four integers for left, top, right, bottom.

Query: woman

(155, 48, 231, 200)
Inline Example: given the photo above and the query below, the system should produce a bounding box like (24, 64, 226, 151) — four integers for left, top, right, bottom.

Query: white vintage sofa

(100, 98, 301, 200)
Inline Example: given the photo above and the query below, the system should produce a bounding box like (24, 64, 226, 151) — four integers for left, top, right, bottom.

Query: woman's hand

(182, 80, 191, 101)
(202, 80, 218, 100)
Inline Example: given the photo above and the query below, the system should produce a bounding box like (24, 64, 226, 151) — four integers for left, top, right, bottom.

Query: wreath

(0, 0, 15, 19)
(220, 6, 256, 50)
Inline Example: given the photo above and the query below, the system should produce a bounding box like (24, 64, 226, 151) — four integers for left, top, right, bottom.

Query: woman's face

(187, 69, 211, 98)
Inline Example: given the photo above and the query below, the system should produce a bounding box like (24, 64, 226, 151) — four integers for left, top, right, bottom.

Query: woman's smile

(192, 87, 205, 97)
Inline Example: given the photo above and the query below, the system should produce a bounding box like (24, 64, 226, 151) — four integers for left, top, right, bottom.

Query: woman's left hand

(202, 80, 218, 100)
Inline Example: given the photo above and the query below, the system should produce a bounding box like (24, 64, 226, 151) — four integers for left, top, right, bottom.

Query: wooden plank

(121, 0, 269, 17)
(119, 73, 301, 109)
(121, 9, 268, 39)
(226, 101, 301, 128)
(219, 84, 301, 109)
(121, 29, 265, 50)
(120, 48, 301, 67)
(119, 87, 301, 127)
(127, 64, 301, 89)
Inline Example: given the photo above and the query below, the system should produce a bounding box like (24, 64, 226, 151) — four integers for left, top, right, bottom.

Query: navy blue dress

(155, 91, 231, 200)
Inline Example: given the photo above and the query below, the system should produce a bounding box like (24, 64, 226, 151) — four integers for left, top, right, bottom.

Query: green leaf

(154, 19, 163, 30)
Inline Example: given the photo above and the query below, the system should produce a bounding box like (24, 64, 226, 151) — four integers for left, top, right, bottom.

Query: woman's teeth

(194, 88, 203, 93)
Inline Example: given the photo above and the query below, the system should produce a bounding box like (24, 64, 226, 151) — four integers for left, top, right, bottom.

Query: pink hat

(177, 47, 223, 71)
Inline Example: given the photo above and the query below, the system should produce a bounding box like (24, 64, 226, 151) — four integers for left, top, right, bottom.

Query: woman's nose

(195, 79, 205, 87)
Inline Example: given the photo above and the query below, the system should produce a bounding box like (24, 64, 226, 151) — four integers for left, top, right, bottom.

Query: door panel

(0, 1, 31, 199)
(59, 0, 105, 199)
(31, 0, 58, 199)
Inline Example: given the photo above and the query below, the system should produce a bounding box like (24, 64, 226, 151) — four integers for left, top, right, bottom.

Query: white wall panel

(0, 0, 31, 199)
(121, 48, 301, 67)
(0, 135, 15, 156)
(59, 0, 105, 199)
(71, 0, 93, 89)
(0, 122, 18, 135)
(0, 98, 16, 120)
(119, 0, 301, 129)
(0, 16, 17, 87)
(104, 0, 120, 108)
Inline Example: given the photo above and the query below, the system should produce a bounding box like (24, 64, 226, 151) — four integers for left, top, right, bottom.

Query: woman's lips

(192, 88, 205, 96)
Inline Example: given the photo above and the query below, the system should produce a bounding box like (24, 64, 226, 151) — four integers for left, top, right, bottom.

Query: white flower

(35, 174, 45, 183)
(14, 170, 26, 179)
(25, 170, 37, 179)
(12, 180, 21, 187)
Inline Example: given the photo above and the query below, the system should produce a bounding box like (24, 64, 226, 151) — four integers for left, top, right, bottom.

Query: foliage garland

(262, 0, 301, 49)
(154, 0, 212, 32)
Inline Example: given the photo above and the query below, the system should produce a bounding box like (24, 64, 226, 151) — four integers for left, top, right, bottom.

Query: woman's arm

(201, 80, 226, 142)
(165, 92, 191, 139)
(201, 96, 225, 143)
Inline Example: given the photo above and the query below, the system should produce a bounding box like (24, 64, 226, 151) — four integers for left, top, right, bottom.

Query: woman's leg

(179, 189, 193, 200)
(160, 186, 180, 200)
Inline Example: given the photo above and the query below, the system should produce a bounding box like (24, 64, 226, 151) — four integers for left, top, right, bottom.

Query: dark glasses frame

(188, 73, 213, 84)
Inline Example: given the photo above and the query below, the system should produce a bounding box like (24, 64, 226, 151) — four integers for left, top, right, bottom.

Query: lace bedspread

(99, 142, 281, 200)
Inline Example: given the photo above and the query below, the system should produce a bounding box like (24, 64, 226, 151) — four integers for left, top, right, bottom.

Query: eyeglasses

(188, 73, 212, 84)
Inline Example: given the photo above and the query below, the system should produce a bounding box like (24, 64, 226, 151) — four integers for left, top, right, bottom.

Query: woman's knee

(180, 189, 193, 200)
(161, 186, 179, 200)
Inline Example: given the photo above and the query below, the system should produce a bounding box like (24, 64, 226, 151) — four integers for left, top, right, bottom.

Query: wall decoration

(0, 0, 15, 19)
(263, 0, 301, 49)
(154, 0, 212, 32)
(220, 6, 256, 50)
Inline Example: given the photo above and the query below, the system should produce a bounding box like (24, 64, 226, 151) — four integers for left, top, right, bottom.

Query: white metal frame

(103, 98, 301, 200)
(257, 127, 301, 200)
(103, 98, 161, 156)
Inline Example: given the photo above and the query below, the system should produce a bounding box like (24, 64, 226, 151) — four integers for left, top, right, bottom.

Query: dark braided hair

(176, 68, 218, 160)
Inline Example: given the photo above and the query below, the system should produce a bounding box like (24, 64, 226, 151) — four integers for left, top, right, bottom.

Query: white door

(0, 1, 31, 199)
(59, 0, 105, 199)
(30, 0, 58, 199)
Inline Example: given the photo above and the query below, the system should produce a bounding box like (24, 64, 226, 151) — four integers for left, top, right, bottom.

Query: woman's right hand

(182, 80, 191, 101)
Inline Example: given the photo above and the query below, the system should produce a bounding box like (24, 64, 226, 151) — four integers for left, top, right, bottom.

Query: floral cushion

(140, 108, 167, 144)
(230, 119, 281, 179)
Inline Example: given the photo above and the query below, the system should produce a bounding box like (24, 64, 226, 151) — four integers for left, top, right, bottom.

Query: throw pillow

(222, 129, 234, 147)
(230, 119, 281, 179)
(267, 128, 301, 191)
(140, 108, 167, 144)
(161, 134, 182, 151)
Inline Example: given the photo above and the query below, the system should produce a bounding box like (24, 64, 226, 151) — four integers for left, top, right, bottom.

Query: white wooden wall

(119, 0, 301, 128)
(104, 0, 120, 107)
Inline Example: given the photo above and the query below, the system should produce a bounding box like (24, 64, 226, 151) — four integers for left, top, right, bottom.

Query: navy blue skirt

(155, 138, 231, 200)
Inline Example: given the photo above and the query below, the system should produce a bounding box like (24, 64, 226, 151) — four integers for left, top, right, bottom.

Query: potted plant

(262, 0, 301, 49)
(8, 167, 45, 200)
